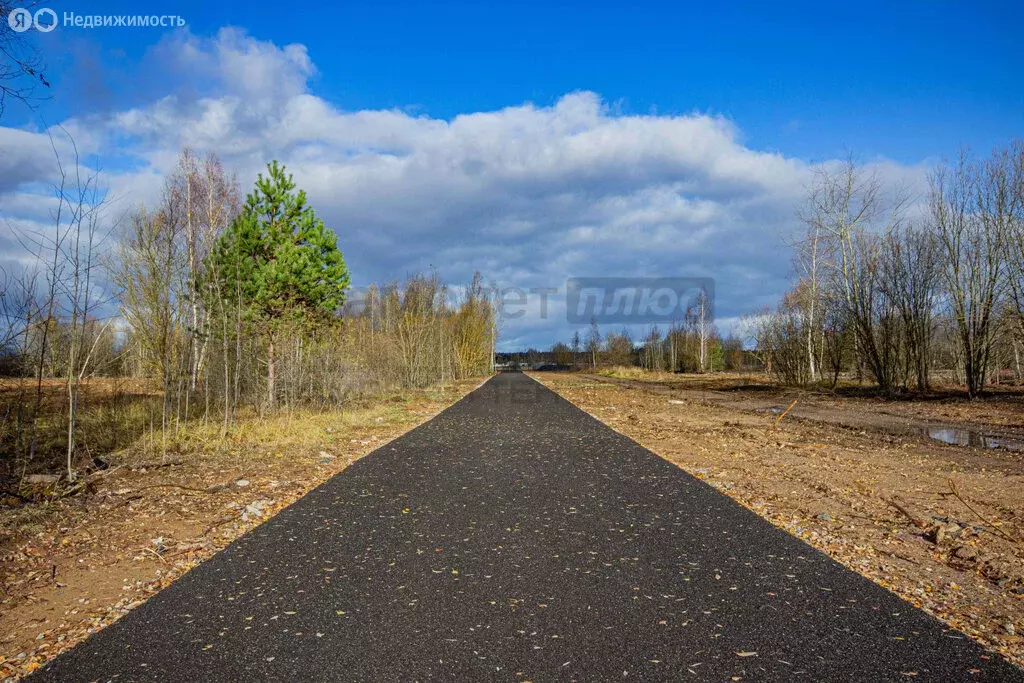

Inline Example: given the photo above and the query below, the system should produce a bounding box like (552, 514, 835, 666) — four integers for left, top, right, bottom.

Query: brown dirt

(529, 370, 1024, 669)
(591, 369, 1024, 439)
(0, 378, 481, 680)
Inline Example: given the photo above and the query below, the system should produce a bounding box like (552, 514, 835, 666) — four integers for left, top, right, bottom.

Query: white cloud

(0, 28, 929, 349)
(0, 127, 61, 193)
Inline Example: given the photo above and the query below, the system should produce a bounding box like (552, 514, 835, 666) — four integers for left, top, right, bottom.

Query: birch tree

(585, 318, 601, 369)
(803, 159, 908, 392)
(687, 287, 713, 372)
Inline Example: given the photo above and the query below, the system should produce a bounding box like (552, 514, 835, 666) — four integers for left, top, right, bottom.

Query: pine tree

(207, 161, 349, 408)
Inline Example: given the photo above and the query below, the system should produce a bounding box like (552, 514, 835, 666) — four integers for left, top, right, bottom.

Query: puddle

(926, 427, 1024, 452)
(756, 407, 784, 415)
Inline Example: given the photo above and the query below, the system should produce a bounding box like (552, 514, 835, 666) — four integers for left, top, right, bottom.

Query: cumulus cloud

(0, 28, 929, 349)
(0, 128, 61, 193)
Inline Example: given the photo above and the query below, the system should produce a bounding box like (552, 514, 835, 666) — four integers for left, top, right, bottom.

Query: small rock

(928, 522, 962, 546)
(953, 545, 978, 562)
(816, 513, 833, 522)
(241, 499, 273, 521)
(235, 479, 250, 488)
(1004, 622, 1016, 636)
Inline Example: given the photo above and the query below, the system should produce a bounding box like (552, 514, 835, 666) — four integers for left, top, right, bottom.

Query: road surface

(35, 372, 1023, 681)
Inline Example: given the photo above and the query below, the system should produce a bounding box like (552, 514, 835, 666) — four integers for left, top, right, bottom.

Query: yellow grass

(596, 365, 678, 381)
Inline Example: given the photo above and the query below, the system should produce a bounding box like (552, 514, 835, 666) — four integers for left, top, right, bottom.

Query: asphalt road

(35, 373, 1023, 682)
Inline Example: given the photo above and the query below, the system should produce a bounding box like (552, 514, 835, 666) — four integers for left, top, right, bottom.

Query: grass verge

(0, 378, 483, 679)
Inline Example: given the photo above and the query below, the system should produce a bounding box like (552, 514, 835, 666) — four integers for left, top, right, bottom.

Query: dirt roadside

(0, 378, 481, 681)
(529, 371, 1024, 669)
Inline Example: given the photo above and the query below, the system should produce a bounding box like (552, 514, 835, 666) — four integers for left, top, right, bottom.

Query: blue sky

(28, 0, 1023, 159)
(3, 0, 1023, 348)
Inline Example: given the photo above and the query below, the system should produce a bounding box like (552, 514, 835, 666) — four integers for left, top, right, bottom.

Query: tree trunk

(670, 329, 676, 372)
(267, 337, 276, 409)
(1014, 332, 1023, 382)
(222, 312, 231, 435)
(806, 319, 816, 382)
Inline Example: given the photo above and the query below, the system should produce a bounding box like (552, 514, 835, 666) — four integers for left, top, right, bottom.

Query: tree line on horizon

(531, 300, 756, 374)
(530, 141, 1023, 392)
(0, 142, 497, 486)
(744, 141, 1023, 396)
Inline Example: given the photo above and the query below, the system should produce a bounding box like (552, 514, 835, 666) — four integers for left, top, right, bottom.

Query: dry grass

(596, 365, 680, 381)
(0, 377, 167, 488)
(0, 377, 482, 679)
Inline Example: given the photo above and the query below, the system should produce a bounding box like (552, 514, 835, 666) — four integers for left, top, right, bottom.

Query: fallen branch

(56, 479, 92, 500)
(948, 478, 1021, 545)
(56, 467, 124, 500)
(203, 512, 242, 535)
(141, 547, 169, 565)
(127, 459, 184, 471)
(876, 548, 921, 566)
(107, 494, 143, 512)
(164, 541, 214, 558)
(885, 497, 928, 529)
(766, 399, 799, 434)
(128, 482, 227, 495)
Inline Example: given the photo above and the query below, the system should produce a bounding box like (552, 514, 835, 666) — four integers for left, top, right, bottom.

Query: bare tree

(998, 141, 1024, 381)
(585, 318, 601, 369)
(879, 222, 940, 391)
(803, 159, 909, 392)
(929, 150, 1011, 398)
(165, 149, 203, 392)
(196, 154, 239, 432)
(687, 287, 713, 372)
(640, 324, 663, 371)
(604, 328, 634, 366)
(112, 200, 186, 461)
(0, 1, 50, 117)
(795, 197, 832, 381)
(0, 266, 37, 352)
(61, 147, 109, 479)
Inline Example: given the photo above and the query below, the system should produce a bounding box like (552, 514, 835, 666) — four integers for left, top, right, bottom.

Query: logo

(566, 277, 715, 324)
(7, 7, 31, 32)
(6, 8, 185, 31)
(8, 7, 57, 32)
